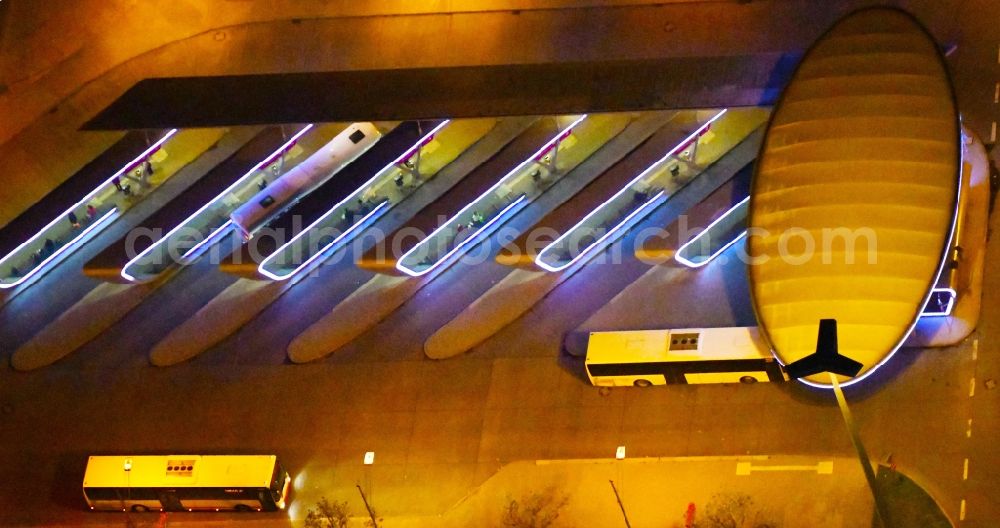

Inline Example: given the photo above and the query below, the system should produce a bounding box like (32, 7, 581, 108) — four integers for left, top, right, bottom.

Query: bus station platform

(361, 114, 643, 277)
(0, 131, 160, 258)
(354, 118, 558, 275)
(218, 120, 445, 279)
(497, 108, 767, 272)
(494, 111, 701, 270)
(0, 128, 231, 295)
(425, 115, 767, 360)
(82, 124, 319, 283)
(635, 162, 754, 266)
(151, 119, 536, 367)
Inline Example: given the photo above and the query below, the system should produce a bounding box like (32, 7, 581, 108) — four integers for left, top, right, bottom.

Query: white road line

(969, 377, 976, 397)
(992, 122, 997, 143)
(967, 418, 973, 438)
(963, 458, 969, 480)
(973, 338, 979, 360)
(735, 461, 833, 475)
(960, 498, 967, 521)
(995, 82, 999, 103)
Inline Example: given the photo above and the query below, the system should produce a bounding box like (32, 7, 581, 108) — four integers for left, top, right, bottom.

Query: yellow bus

(585, 326, 787, 386)
(83, 454, 290, 512)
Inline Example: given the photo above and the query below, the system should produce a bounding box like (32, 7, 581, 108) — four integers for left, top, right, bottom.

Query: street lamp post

(783, 319, 891, 527)
(829, 372, 892, 527)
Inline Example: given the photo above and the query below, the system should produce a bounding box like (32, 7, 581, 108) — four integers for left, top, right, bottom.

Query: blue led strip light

(0, 129, 178, 289)
(257, 121, 451, 281)
(534, 110, 727, 273)
(120, 125, 314, 282)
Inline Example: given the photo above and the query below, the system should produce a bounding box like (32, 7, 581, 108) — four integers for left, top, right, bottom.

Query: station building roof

(747, 7, 960, 386)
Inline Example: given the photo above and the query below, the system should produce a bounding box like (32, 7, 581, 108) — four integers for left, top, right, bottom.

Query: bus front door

(158, 491, 184, 512)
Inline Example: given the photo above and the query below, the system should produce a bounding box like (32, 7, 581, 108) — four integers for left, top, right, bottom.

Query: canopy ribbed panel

(748, 8, 960, 383)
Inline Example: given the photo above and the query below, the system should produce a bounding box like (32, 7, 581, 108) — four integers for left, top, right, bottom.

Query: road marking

(960, 499, 966, 521)
(969, 377, 976, 398)
(963, 458, 969, 480)
(736, 461, 832, 475)
(995, 82, 999, 103)
(973, 338, 979, 360)
(992, 122, 997, 143)
(967, 418, 973, 438)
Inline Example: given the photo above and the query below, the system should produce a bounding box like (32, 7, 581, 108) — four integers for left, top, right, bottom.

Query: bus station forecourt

(0, 2, 998, 527)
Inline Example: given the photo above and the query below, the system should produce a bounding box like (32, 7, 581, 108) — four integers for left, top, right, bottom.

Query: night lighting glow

(0, 129, 178, 289)
(0, 209, 118, 289)
(257, 121, 451, 281)
(179, 220, 235, 262)
(395, 195, 527, 277)
(534, 109, 727, 272)
(793, 144, 963, 389)
(920, 287, 956, 317)
(395, 115, 587, 277)
(674, 196, 750, 269)
(536, 190, 666, 273)
(258, 200, 389, 281)
(120, 125, 314, 282)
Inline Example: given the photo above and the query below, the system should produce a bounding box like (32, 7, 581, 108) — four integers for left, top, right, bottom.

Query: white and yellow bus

(585, 326, 787, 386)
(83, 454, 290, 512)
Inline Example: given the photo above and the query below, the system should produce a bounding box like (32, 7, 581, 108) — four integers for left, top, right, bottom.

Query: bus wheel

(739, 376, 758, 384)
(131, 505, 149, 513)
(234, 504, 253, 512)
(633, 379, 653, 388)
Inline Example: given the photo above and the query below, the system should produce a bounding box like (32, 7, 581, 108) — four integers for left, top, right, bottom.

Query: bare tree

(305, 497, 350, 528)
(701, 492, 778, 528)
(501, 486, 570, 528)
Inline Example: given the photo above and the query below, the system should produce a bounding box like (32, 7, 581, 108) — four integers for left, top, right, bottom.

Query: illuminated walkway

(425, 108, 768, 359)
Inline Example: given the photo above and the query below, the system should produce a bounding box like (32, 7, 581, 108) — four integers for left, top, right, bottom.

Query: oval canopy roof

(747, 7, 960, 386)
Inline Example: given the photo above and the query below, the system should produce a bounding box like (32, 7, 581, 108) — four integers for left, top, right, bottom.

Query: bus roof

(83, 455, 276, 489)
(585, 327, 771, 364)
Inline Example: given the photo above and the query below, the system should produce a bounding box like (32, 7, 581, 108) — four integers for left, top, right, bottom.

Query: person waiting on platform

(67, 211, 80, 228)
(470, 211, 485, 228)
(86, 204, 98, 222)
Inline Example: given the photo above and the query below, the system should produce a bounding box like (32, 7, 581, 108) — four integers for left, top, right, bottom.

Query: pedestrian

(9, 266, 21, 278)
(343, 208, 355, 225)
(43, 238, 55, 255)
(258, 179, 268, 191)
(67, 211, 80, 228)
(86, 204, 97, 221)
(143, 159, 154, 177)
(112, 176, 123, 192)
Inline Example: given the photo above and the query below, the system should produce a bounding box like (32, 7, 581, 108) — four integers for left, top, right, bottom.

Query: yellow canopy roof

(748, 7, 960, 386)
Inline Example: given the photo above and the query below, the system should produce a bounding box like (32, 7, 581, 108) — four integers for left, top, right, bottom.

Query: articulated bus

(585, 326, 787, 387)
(83, 455, 290, 512)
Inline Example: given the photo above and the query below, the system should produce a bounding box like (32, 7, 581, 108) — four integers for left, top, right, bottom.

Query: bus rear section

(83, 454, 290, 512)
(584, 327, 787, 387)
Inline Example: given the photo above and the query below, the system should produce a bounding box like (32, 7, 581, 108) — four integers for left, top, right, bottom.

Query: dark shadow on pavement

(874, 464, 953, 528)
